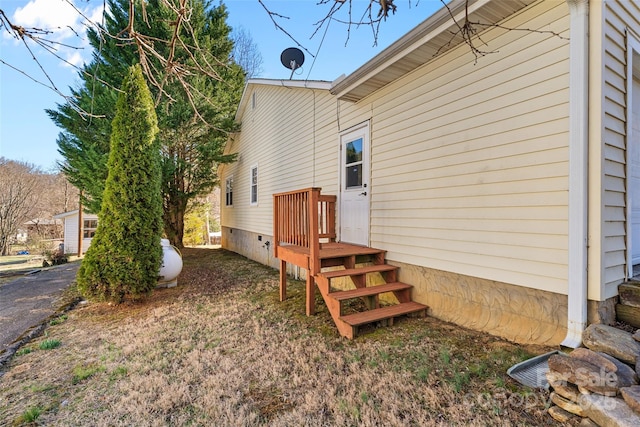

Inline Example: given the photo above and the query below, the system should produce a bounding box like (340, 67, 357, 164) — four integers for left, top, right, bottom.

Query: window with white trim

(250, 166, 258, 205)
(225, 176, 233, 206)
(83, 219, 98, 238)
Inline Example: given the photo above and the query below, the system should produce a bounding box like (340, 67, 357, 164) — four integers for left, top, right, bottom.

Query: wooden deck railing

(273, 188, 336, 275)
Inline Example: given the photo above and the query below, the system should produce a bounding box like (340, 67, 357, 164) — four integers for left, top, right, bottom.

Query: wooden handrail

(318, 195, 337, 241)
(273, 188, 336, 275)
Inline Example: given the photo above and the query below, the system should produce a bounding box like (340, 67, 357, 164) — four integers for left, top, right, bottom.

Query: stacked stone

(546, 324, 640, 426)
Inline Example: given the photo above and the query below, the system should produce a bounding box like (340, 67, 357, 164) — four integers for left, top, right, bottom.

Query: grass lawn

(0, 248, 562, 426)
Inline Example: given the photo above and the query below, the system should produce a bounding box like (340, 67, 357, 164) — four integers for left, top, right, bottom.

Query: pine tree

(76, 64, 163, 303)
(48, 0, 244, 246)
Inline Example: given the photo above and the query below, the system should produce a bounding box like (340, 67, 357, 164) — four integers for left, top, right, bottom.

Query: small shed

(53, 210, 98, 255)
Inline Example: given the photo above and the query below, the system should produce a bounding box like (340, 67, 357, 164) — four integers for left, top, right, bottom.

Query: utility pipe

(562, 0, 589, 348)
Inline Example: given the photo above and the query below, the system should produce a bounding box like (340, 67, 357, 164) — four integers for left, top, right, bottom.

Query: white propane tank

(157, 238, 183, 288)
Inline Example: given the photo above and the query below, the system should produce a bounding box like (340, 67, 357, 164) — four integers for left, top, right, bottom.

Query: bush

(42, 249, 68, 267)
(76, 64, 163, 303)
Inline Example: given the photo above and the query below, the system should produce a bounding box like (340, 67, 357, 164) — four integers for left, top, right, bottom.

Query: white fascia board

(53, 210, 79, 219)
(331, 0, 492, 98)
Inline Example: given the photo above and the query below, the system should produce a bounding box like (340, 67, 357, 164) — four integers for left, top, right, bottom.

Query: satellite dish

(280, 47, 304, 79)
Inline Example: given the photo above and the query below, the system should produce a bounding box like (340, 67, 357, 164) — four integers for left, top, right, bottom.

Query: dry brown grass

(0, 248, 562, 426)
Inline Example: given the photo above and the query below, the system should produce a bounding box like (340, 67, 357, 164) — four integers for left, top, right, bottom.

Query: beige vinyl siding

(339, 0, 570, 294)
(601, 0, 640, 298)
(221, 84, 338, 235)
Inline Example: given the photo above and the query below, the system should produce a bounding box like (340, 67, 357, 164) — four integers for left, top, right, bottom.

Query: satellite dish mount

(280, 48, 305, 79)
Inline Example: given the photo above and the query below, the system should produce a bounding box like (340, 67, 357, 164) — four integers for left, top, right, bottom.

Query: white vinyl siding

(62, 215, 79, 254)
(56, 211, 98, 254)
(221, 84, 338, 235)
(601, 0, 640, 298)
(339, 0, 570, 294)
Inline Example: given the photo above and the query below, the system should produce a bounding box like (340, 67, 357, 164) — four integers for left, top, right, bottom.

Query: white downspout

(562, 0, 589, 348)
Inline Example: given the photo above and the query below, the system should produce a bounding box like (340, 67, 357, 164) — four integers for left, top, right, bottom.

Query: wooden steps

(330, 282, 411, 301)
(312, 246, 427, 339)
(341, 302, 427, 327)
(274, 189, 427, 339)
(319, 264, 398, 280)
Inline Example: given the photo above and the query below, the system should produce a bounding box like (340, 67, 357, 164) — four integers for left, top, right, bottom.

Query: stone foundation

(222, 226, 617, 346)
(390, 260, 617, 346)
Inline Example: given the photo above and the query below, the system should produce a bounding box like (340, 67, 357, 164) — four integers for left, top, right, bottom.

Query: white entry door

(630, 75, 640, 266)
(340, 122, 370, 246)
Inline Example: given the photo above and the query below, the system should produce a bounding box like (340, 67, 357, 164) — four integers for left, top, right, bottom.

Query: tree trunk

(163, 196, 186, 249)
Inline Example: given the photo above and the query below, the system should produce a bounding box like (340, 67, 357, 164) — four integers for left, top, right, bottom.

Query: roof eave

(331, 0, 536, 102)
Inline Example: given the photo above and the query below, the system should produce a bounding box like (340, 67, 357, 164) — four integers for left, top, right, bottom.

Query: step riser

(320, 252, 386, 269)
(314, 252, 426, 338)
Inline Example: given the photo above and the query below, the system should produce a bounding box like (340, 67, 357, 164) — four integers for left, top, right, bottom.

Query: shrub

(76, 64, 163, 303)
(42, 248, 68, 267)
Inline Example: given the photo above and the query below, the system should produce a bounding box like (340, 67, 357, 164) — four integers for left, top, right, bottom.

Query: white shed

(53, 210, 98, 255)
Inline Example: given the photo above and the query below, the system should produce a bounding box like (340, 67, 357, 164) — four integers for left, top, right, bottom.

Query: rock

(572, 348, 618, 372)
(548, 354, 619, 395)
(551, 392, 584, 416)
(578, 385, 618, 398)
(548, 405, 577, 422)
(547, 371, 582, 401)
(579, 417, 599, 427)
(617, 305, 640, 329)
(582, 324, 640, 365)
(599, 352, 639, 387)
(634, 329, 640, 342)
(620, 386, 640, 414)
(619, 284, 640, 308)
(580, 394, 640, 427)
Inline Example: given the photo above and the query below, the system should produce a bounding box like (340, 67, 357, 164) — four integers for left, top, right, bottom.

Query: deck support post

(279, 259, 287, 301)
(306, 271, 315, 316)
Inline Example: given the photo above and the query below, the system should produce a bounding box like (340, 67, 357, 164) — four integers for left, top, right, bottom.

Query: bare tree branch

(436, 0, 569, 64)
(258, 0, 316, 58)
(1, 0, 570, 123)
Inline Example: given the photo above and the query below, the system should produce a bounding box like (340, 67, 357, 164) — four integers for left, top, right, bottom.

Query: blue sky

(0, 0, 442, 170)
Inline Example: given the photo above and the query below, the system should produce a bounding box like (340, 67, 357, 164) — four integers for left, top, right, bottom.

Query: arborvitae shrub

(76, 64, 163, 303)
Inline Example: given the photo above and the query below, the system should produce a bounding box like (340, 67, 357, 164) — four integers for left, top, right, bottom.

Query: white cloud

(13, 0, 81, 31)
(64, 50, 84, 68)
(11, 0, 105, 67)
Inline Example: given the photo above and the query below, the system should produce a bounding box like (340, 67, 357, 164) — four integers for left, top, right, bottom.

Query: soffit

(331, 0, 537, 102)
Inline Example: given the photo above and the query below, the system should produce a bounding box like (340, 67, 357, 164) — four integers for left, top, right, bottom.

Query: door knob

(359, 191, 367, 196)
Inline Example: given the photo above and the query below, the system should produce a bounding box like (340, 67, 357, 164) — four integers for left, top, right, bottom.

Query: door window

(345, 138, 363, 189)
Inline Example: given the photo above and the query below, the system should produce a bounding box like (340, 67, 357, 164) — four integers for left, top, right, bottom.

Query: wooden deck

(273, 188, 427, 338)
(278, 242, 384, 264)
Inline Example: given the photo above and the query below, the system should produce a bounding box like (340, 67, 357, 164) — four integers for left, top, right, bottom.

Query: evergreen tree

(48, 0, 244, 246)
(76, 64, 163, 303)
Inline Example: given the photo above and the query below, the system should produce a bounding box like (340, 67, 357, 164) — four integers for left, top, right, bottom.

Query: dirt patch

(0, 248, 561, 426)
